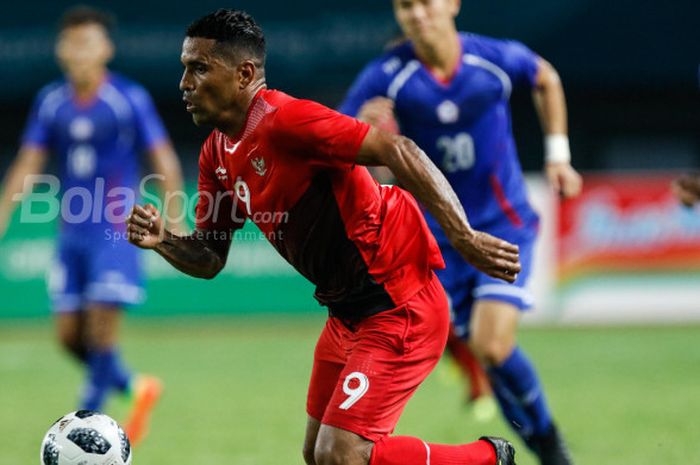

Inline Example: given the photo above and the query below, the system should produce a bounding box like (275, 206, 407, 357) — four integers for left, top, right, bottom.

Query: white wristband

(545, 134, 571, 164)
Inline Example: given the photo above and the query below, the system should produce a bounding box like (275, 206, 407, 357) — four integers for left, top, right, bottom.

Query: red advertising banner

(557, 172, 700, 286)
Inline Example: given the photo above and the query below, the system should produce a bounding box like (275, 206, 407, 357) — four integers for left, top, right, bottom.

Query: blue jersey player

(339, 1, 582, 464)
(0, 7, 184, 445)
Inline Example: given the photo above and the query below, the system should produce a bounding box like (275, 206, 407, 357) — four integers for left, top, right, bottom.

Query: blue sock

(488, 366, 535, 439)
(488, 347, 553, 440)
(80, 348, 132, 410)
(81, 350, 113, 411)
(110, 349, 132, 393)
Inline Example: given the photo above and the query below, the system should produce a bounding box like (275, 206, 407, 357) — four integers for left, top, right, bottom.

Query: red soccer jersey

(195, 88, 444, 321)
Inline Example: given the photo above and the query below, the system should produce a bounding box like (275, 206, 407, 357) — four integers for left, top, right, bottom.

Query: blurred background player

(672, 173, 700, 207)
(368, 31, 496, 419)
(0, 6, 184, 445)
(128, 8, 522, 465)
(339, 0, 582, 464)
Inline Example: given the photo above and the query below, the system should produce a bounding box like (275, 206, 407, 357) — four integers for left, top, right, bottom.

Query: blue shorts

(48, 233, 144, 312)
(435, 232, 536, 339)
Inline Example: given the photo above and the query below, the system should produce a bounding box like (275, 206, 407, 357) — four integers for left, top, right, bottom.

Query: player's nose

(179, 71, 193, 91)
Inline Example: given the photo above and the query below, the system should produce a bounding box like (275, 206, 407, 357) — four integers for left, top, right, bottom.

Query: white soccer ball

(40, 410, 132, 465)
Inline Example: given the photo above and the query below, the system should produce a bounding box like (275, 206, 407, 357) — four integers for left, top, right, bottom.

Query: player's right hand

(456, 230, 521, 283)
(126, 204, 164, 249)
(357, 97, 398, 133)
(672, 174, 700, 207)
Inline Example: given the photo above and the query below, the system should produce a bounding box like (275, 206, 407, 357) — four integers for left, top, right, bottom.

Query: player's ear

(450, 0, 461, 17)
(103, 37, 115, 63)
(237, 60, 257, 89)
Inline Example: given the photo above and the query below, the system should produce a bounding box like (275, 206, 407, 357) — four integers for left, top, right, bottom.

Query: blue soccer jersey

(22, 72, 168, 238)
(21, 73, 168, 310)
(340, 33, 540, 245)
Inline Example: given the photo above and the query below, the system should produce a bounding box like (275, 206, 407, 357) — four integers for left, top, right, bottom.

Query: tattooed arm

(126, 204, 231, 279)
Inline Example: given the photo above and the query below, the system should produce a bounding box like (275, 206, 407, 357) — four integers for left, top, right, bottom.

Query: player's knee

(57, 334, 87, 361)
(314, 432, 371, 465)
(85, 306, 120, 349)
(57, 326, 79, 351)
(471, 336, 512, 366)
(84, 326, 110, 350)
(314, 445, 369, 465)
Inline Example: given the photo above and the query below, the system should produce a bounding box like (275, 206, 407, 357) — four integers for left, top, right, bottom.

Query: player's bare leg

(304, 417, 373, 465)
(85, 304, 122, 351)
(303, 416, 322, 465)
(55, 311, 88, 362)
(471, 300, 572, 465)
(314, 424, 373, 465)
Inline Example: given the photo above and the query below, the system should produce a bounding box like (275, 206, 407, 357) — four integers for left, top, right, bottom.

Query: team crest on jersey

(251, 157, 267, 176)
(215, 166, 228, 181)
(69, 117, 94, 140)
(436, 100, 460, 124)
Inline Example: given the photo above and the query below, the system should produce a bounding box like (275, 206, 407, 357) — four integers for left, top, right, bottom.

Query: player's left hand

(546, 162, 582, 198)
(455, 230, 521, 283)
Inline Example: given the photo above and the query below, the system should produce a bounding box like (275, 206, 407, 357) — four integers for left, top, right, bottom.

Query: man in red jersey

(126, 9, 520, 465)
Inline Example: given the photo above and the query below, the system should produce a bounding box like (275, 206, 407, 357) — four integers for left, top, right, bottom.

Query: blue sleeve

(126, 84, 169, 151)
(482, 38, 540, 88)
(21, 88, 53, 148)
(338, 59, 391, 117)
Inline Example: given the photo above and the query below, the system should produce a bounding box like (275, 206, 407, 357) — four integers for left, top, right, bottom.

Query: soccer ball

(40, 410, 132, 465)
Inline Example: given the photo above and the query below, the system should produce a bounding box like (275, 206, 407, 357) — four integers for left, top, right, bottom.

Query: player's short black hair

(59, 5, 115, 33)
(186, 9, 266, 67)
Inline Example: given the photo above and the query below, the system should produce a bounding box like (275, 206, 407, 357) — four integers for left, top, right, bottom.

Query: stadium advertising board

(4, 174, 700, 323)
(554, 172, 700, 323)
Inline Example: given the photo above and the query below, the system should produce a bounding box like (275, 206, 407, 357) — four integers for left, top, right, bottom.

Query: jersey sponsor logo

(251, 157, 267, 176)
(436, 100, 459, 124)
(215, 166, 228, 181)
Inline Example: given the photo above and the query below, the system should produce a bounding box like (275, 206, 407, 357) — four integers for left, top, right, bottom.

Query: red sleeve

(272, 99, 371, 169)
(195, 134, 243, 232)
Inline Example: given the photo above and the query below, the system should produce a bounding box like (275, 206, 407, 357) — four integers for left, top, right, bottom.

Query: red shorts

(306, 274, 450, 441)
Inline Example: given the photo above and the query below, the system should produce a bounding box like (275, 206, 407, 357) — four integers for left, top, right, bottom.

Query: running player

(127, 8, 521, 465)
(338, 1, 582, 464)
(0, 6, 183, 445)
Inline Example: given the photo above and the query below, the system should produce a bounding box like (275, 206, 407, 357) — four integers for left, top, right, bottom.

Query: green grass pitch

(1, 316, 698, 465)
